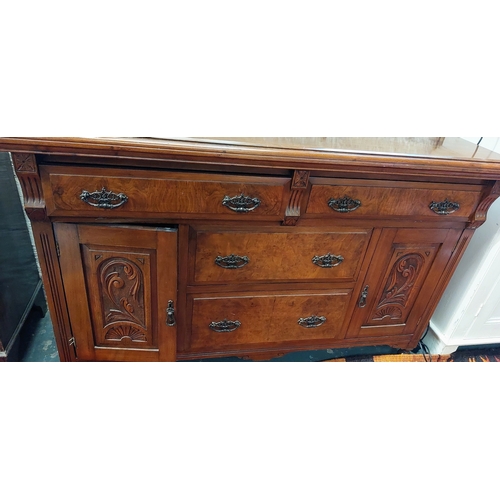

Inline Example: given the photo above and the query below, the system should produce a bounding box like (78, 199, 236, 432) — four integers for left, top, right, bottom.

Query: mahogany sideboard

(2, 137, 500, 362)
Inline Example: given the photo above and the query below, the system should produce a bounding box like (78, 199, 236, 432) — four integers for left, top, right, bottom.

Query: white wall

(426, 137, 500, 354)
(460, 137, 500, 153)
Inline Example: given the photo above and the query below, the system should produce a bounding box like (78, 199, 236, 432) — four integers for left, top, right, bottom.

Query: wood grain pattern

(41, 166, 290, 219)
(187, 290, 352, 351)
(5, 138, 500, 362)
(191, 229, 371, 284)
(347, 228, 460, 341)
(306, 180, 482, 219)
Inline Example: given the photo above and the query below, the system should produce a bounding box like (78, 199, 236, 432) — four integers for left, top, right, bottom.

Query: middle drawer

(189, 227, 372, 284)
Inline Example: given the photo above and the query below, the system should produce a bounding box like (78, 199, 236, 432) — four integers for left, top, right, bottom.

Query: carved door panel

(54, 224, 177, 361)
(347, 228, 462, 340)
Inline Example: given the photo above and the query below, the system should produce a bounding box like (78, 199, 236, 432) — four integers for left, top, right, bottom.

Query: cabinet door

(347, 228, 462, 341)
(54, 224, 177, 361)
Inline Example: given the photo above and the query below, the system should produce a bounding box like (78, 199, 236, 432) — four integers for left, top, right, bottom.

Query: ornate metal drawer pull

(312, 253, 344, 268)
(80, 187, 128, 209)
(215, 254, 250, 269)
(358, 285, 369, 308)
(298, 315, 326, 328)
(209, 319, 241, 332)
(328, 195, 361, 213)
(166, 300, 176, 326)
(222, 194, 261, 213)
(429, 199, 460, 215)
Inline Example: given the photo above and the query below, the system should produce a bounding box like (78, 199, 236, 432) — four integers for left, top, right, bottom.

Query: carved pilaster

(30, 221, 76, 361)
(282, 170, 310, 226)
(11, 153, 47, 220)
(468, 180, 500, 229)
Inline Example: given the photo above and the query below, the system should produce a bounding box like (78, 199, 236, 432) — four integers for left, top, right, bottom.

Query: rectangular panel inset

(187, 290, 352, 351)
(306, 180, 482, 219)
(41, 166, 290, 219)
(364, 245, 439, 327)
(192, 229, 371, 284)
(81, 246, 155, 349)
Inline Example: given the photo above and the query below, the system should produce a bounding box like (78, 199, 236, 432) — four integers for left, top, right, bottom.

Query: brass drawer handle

(222, 194, 261, 213)
(312, 253, 344, 268)
(429, 199, 460, 215)
(358, 285, 369, 308)
(80, 187, 128, 209)
(328, 195, 361, 213)
(209, 319, 241, 332)
(215, 254, 250, 269)
(298, 315, 326, 328)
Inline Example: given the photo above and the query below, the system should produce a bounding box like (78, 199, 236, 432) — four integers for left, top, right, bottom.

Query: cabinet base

(177, 334, 414, 361)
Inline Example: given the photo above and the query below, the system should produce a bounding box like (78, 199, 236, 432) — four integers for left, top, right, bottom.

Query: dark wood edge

(2, 138, 500, 179)
(176, 334, 413, 360)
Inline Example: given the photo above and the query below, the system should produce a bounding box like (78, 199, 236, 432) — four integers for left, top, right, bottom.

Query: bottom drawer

(186, 290, 352, 351)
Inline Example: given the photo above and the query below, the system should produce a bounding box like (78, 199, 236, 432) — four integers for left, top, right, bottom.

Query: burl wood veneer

(3, 137, 500, 361)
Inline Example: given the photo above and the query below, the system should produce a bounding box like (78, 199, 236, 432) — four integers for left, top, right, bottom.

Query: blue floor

(18, 301, 399, 362)
(19, 308, 59, 362)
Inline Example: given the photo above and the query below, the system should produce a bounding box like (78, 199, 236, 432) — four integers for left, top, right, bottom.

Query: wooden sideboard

(2, 137, 500, 362)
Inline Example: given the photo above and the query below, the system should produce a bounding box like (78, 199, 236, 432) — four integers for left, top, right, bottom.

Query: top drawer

(305, 178, 483, 220)
(41, 166, 290, 220)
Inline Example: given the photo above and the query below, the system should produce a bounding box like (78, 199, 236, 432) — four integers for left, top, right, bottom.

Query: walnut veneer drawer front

(41, 166, 290, 219)
(191, 228, 372, 284)
(306, 178, 483, 219)
(187, 290, 352, 351)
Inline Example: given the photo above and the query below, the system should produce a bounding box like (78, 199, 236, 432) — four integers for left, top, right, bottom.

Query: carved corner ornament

(468, 180, 500, 229)
(283, 170, 310, 226)
(291, 170, 310, 189)
(12, 153, 37, 172)
(11, 153, 47, 219)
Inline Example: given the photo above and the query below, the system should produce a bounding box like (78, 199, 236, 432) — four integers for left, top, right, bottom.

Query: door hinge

(69, 337, 76, 349)
(56, 241, 61, 258)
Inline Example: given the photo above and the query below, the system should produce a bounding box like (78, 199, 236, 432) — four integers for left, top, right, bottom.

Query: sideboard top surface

(2, 137, 500, 180)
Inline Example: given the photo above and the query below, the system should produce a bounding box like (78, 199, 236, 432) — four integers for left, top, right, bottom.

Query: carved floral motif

(105, 325, 147, 342)
(99, 258, 145, 328)
(373, 253, 424, 321)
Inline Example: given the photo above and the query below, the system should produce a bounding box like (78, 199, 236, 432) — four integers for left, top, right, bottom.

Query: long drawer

(190, 228, 372, 284)
(186, 290, 352, 351)
(306, 178, 483, 219)
(41, 166, 290, 219)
